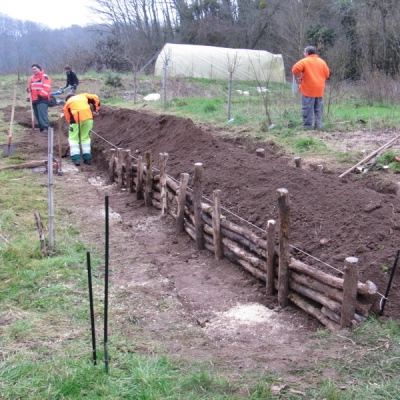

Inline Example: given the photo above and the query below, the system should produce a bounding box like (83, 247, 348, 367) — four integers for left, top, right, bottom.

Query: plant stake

(87, 251, 97, 365)
(379, 250, 400, 316)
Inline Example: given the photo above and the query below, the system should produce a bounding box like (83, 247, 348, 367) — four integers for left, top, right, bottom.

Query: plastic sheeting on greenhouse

(154, 43, 285, 83)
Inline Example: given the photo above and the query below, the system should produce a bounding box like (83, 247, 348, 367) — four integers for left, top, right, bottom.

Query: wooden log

(167, 176, 179, 193)
(201, 204, 268, 250)
(159, 152, 169, 215)
(289, 258, 377, 296)
(321, 306, 340, 324)
(152, 199, 161, 209)
(34, 211, 47, 255)
(177, 173, 189, 232)
(116, 148, 124, 188)
(341, 257, 359, 329)
(0, 160, 46, 171)
(144, 151, 152, 207)
(321, 306, 365, 324)
(184, 219, 196, 241)
(223, 247, 267, 282)
(125, 150, 133, 193)
(290, 279, 341, 314)
(193, 163, 204, 250)
(266, 219, 276, 295)
(202, 212, 268, 259)
(291, 271, 371, 316)
(277, 188, 290, 308)
(108, 149, 116, 182)
(212, 190, 223, 260)
(136, 155, 144, 200)
(256, 148, 265, 158)
(294, 157, 302, 168)
(288, 293, 340, 331)
(222, 237, 267, 271)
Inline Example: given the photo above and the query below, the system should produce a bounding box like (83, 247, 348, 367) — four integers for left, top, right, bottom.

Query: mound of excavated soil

(12, 105, 400, 320)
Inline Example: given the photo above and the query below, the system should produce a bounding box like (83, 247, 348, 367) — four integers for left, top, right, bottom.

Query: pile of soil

(11, 105, 400, 321)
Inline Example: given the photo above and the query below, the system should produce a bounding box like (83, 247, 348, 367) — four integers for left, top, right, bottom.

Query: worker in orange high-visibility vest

(292, 46, 330, 130)
(62, 93, 100, 166)
(26, 64, 52, 133)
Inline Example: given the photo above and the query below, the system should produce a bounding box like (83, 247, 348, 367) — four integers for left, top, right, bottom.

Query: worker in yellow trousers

(62, 93, 100, 166)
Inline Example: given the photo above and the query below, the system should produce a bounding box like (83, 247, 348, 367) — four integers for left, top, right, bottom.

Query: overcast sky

(0, 0, 102, 29)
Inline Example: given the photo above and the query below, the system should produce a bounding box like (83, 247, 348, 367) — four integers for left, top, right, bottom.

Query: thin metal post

(48, 127, 54, 252)
(86, 251, 97, 365)
(104, 196, 109, 374)
(380, 250, 400, 316)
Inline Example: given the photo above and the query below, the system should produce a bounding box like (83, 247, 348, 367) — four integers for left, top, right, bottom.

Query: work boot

(84, 159, 92, 165)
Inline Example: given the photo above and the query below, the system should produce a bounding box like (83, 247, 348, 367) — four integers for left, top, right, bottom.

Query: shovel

(3, 86, 17, 157)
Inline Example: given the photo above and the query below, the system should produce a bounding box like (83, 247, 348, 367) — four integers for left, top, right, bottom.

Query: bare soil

(5, 102, 400, 386)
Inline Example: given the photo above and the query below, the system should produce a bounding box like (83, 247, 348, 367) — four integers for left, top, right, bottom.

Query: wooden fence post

(340, 256, 359, 329)
(277, 188, 290, 308)
(125, 149, 133, 193)
(266, 219, 276, 295)
(144, 151, 152, 207)
(160, 152, 169, 215)
(176, 173, 189, 232)
(193, 163, 205, 250)
(136, 155, 144, 200)
(109, 149, 116, 182)
(116, 148, 124, 188)
(212, 189, 223, 260)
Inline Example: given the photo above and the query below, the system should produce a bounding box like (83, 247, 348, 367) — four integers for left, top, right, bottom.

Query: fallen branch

(0, 160, 46, 171)
(339, 132, 400, 178)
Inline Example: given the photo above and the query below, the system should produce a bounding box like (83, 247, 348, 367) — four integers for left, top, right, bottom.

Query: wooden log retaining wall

(109, 149, 378, 331)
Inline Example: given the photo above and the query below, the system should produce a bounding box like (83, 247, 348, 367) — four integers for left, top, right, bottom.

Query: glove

(37, 94, 43, 101)
(26, 87, 30, 93)
(73, 85, 77, 90)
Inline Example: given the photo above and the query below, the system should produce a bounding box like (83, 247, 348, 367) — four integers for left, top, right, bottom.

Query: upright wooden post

(212, 189, 223, 260)
(159, 152, 169, 215)
(193, 163, 204, 250)
(145, 151, 152, 207)
(266, 219, 276, 295)
(136, 155, 144, 200)
(116, 148, 123, 188)
(340, 257, 359, 329)
(277, 188, 290, 308)
(176, 173, 189, 232)
(125, 150, 133, 193)
(109, 149, 116, 182)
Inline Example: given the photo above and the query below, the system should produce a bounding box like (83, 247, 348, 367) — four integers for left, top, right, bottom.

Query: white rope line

(289, 244, 344, 275)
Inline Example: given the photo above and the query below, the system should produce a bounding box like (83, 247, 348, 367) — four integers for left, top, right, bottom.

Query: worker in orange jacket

(62, 93, 100, 166)
(26, 64, 52, 133)
(292, 46, 330, 129)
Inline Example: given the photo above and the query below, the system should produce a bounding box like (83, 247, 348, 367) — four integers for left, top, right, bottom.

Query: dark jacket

(66, 70, 79, 88)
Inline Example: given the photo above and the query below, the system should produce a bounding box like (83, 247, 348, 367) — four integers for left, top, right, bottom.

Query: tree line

(1, 0, 400, 81)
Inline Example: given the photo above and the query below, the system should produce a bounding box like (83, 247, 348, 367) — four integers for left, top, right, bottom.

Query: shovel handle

(9, 86, 17, 140)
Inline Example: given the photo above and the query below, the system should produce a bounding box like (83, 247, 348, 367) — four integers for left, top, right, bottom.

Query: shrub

(105, 72, 123, 87)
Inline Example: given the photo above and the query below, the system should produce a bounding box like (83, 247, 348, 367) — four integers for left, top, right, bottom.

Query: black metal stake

(104, 196, 109, 374)
(86, 251, 97, 365)
(379, 249, 400, 316)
